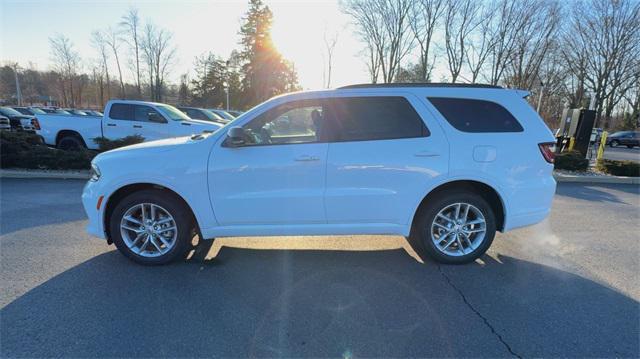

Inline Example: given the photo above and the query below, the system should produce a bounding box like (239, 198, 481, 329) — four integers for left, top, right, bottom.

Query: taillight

(31, 118, 41, 130)
(538, 142, 556, 163)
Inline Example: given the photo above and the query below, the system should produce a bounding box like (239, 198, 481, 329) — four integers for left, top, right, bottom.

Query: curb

(553, 172, 640, 185)
(0, 169, 90, 180)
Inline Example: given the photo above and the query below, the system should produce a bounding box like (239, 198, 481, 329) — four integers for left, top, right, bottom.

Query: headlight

(90, 163, 101, 182)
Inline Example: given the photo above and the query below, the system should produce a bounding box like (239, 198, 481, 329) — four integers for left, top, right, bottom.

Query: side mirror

(226, 126, 247, 147)
(148, 112, 167, 123)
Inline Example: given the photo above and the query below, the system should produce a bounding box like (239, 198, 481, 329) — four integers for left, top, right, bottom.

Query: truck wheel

(58, 135, 85, 151)
(109, 189, 194, 265)
(409, 190, 496, 264)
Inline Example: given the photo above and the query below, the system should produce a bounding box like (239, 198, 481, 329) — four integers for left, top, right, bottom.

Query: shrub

(596, 159, 640, 177)
(554, 151, 589, 171)
(93, 135, 144, 151)
(1, 131, 96, 170)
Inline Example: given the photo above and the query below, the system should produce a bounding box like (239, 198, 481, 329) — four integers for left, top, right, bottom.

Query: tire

(627, 145, 634, 149)
(610, 140, 619, 147)
(409, 190, 496, 264)
(109, 189, 195, 265)
(57, 134, 85, 151)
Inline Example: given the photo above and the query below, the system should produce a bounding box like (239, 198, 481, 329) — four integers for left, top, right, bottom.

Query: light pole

(536, 80, 544, 114)
(13, 64, 22, 106)
(223, 81, 229, 111)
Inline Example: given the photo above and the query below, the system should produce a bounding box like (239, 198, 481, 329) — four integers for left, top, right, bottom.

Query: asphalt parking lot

(1, 178, 639, 358)
(602, 146, 640, 162)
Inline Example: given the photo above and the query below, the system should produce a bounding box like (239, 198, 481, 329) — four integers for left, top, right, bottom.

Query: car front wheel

(109, 189, 194, 265)
(410, 190, 496, 264)
(610, 140, 619, 147)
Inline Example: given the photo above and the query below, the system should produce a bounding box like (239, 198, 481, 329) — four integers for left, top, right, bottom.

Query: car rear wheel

(57, 135, 85, 151)
(410, 190, 496, 264)
(109, 189, 194, 265)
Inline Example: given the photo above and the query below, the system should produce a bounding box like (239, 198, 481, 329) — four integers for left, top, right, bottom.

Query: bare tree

(344, 0, 414, 83)
(409, 0, 444, 81)
(120, 8, 142, 97)
(464, 3, 495, 83)
(49, 34, 80, 106)
(141, 23, 176, 101)
(322, 26, 339, 88)
(103, 26, 126, 97)
(443, 0, 480, 83)
(563, 0, 640, 127)
(90, 30, 111, 103)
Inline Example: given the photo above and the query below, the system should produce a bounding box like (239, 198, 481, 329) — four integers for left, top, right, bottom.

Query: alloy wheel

(120, 203, 178, 258)
(430, 202, 487, 257)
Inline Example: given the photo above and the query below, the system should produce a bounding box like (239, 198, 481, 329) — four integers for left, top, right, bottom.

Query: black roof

(338, 83, 502, 89)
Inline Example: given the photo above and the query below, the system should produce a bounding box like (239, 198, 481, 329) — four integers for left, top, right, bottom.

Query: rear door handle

(414, 151, 440, 157)
(106, 123, 116, 127)
(294, 155, 320, 162)
(133, 125, 143, 128)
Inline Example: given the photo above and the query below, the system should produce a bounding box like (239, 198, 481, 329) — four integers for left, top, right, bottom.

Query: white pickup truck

(36, 100, 223, 150)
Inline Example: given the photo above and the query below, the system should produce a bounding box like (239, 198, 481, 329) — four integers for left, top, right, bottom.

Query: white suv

(82, 84, 556, 265)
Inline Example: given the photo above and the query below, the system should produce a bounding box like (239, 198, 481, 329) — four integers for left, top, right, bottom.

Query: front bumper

(81, 180, 107, 240)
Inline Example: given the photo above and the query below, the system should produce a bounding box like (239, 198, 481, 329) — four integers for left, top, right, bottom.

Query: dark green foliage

(93, 135, 144, 151)
(596, 159, 640, 177)
(554, 151, 589, 171)
(1, 132, 144, 170)
(1, 131, 95, 170)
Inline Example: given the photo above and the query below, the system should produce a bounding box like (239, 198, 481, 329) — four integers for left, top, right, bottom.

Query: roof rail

(338, 82, 503, 89)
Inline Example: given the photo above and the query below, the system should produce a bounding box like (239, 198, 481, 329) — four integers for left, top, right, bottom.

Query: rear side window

(428, 97, 523, 133)
(326, 96, 428, 142)
(109, 104, 134, 121)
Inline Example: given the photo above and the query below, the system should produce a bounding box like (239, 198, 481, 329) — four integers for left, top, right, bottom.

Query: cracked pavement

(1, 178, 639, 357)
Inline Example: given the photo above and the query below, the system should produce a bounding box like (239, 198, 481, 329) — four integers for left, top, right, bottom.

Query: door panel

(104, 104, 167, 141)
(208, 143, 328, 225)
(325, 137, 447, 224)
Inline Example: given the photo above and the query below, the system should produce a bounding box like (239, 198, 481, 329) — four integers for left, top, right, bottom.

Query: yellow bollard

(568, 137, 575, 151)
(597, 131, 608, 161)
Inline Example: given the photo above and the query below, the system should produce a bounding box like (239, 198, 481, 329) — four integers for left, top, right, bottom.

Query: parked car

(0, 107, 39, 131)
(82, 83, 557, 265)
(208, 109, 236, 121)
(62, 109, 89, 116)
(38, 107, 71, 115)
(0, 116, 11, 130)
(81, 109, 103, 117)
(36, 100, 222, 150)
(226, 110, 243, 117)
(177, 106, 228, 124)
(11, 106, 47, 116)
(606, 131, 639, 148)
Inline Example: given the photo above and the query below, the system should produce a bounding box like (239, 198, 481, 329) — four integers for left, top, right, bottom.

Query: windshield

(202, 109, 225, 122)
(0, 107, 23, 116)
(55, 110, 71, 115)
(157, 105, 191, 121)
(29, 107, 46, 115)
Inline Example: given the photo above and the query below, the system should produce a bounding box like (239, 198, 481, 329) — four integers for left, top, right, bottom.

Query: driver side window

(244, 100, 324, 145)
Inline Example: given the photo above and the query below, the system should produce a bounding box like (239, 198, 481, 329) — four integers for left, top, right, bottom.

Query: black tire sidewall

(109, 189, 193, 265)
(412, 191, 496, 264)
(58, 136, 83, 151)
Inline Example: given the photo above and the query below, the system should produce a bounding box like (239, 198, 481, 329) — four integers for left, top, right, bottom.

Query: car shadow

(1, 243, 638, 358)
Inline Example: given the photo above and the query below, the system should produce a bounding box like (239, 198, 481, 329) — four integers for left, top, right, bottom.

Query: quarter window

(108, 104, 135, 121)
(325, 97, 428, 142)
(428, 97, 523, 133)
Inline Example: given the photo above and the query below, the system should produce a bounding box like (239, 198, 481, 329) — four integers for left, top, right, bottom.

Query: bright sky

(0, 0, 371, 89)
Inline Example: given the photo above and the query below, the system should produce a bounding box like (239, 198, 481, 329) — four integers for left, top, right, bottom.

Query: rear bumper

(503, 175, 556, 231)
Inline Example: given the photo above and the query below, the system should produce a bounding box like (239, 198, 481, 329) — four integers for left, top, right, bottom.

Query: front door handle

(133, 125, 143, 128)
(414, 151, 440, 157)
(294, 155, 320, 162)
(106, 123, 116, 127)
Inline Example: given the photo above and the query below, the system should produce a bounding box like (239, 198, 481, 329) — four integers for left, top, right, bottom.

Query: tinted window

(109, 104, 135, 121)
(134, 105, 164, 122)
(243, 100, 324, 145)
(428, 97, 523, 133)
(326, 97, 428, 142)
